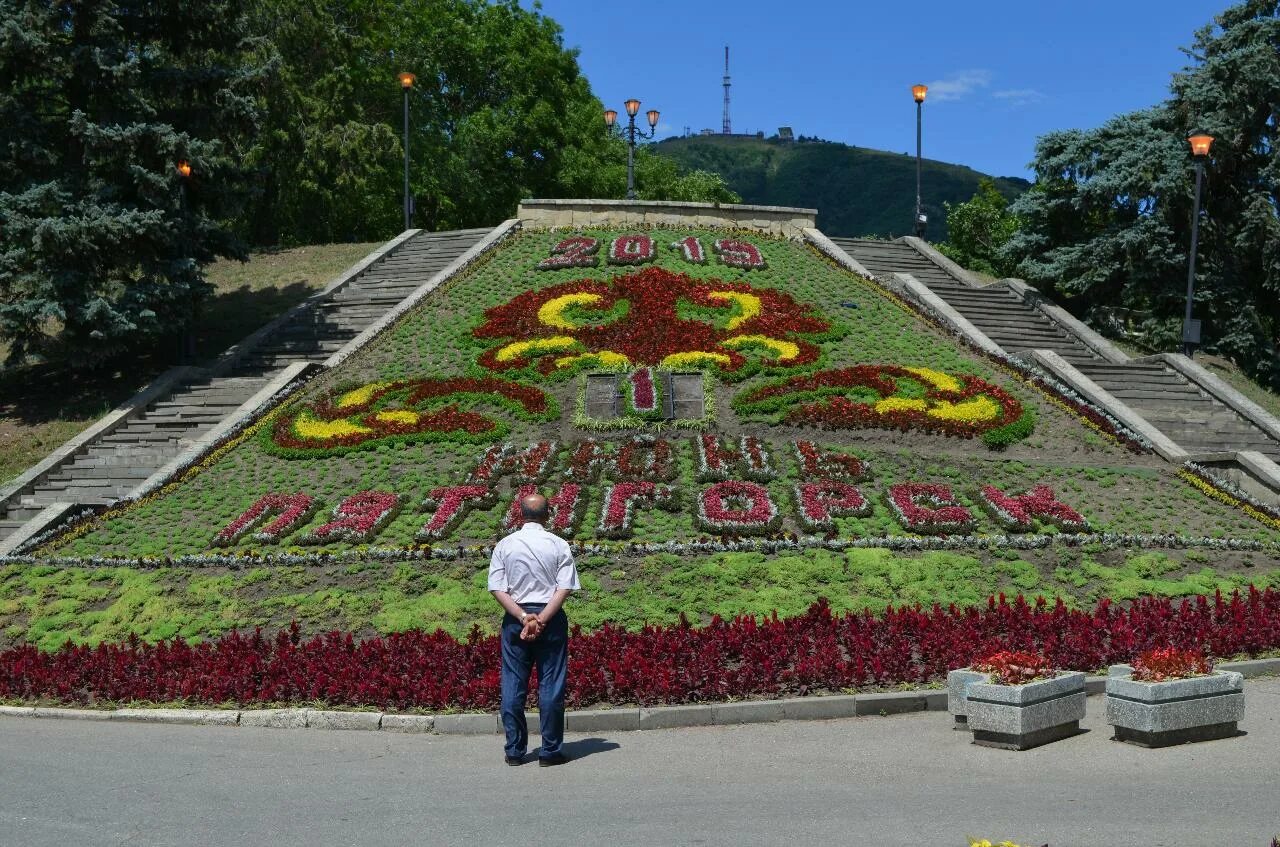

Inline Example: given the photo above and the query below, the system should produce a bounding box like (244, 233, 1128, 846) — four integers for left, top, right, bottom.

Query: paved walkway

(3, 679, 1279, 846)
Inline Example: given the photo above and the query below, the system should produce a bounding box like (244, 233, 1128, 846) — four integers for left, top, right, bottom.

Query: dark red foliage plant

(971, 649, 1055, 685)
(1130, 647, 1213, 682)
(3, 589, 1280, 710)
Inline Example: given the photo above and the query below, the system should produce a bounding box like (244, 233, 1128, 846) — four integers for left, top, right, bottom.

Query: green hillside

(655, 136, 1029, 241)
(8, 225, 1280, 648)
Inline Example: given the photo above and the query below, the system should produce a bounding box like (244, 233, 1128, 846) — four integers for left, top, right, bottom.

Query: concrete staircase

(0, 228, 490, 546)
(833, 237, 1280, 465)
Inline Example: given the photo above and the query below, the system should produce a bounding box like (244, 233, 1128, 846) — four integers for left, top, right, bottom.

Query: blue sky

(530, 0, 1229, 178)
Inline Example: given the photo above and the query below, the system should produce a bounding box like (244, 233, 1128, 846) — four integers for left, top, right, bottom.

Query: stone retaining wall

(517, 199, 817, 238)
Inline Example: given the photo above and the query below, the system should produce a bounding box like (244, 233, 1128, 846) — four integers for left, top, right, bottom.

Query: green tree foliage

(243, 0, 737, 245)
(0, 0, 263, 366)
(937, 178, 1020, 277)
(1004, 1, 1280, 383)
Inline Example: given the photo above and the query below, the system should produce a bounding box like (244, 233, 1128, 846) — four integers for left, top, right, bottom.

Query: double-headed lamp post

(605, 99, 660, 200)
(1183, 129, 1214, 357)
(398, 71, 416, 230)
(912, 84, 928, 239)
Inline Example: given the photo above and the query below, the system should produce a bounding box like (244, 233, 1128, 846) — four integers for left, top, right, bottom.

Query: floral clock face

(472, 266, 836, 381)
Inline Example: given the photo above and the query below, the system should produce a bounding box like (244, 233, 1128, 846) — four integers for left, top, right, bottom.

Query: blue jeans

(500, 604, 569, 759)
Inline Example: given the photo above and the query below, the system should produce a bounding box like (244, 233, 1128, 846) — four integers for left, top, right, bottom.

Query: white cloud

(923, 69, 993, 103)
(993, 88, 1046, 106)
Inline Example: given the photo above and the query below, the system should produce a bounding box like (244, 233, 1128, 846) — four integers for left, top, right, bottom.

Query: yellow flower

(705, 290, 762, 329)
(292, 411, 372, 440)
(874, 396, 928, 414)
(495, 336, 580, 362)
(375, 410, 420, 425)
(554, 351, 631, 369)
(903, 366, 962, 392)
(661, 351, 732, 369)
(537, 292, 604, 329)
(336, 381, 392, 409)
(926, 395, 1001, 423)
(722, 334, 800, 362)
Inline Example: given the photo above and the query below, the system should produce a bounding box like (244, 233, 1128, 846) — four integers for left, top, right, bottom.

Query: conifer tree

(0, 0, 263, 366)
(1004, 1, 1279, 382)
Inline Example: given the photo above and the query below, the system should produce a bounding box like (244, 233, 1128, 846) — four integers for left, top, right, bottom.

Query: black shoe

(505, 755, 525, 766)
(538, 753, 568, 767)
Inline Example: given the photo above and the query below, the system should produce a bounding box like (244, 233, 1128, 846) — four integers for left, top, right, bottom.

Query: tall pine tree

(1004, 1, 1279, 383)
(0, 0, 263, 366)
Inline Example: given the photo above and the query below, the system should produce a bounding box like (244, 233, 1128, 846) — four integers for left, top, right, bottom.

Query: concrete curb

(0, 502, 78, 557)
(894, 273, 1006, 358)
(801, 228, 877, 280)
(900, 236, 985, 289)
(2, 659, 1275, 735)
(1029, 350, 1189, 462)
(1004, 279, 1131, 365)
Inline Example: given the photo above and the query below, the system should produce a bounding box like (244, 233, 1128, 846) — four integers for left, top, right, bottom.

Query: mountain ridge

(654, 135, 1029, 241)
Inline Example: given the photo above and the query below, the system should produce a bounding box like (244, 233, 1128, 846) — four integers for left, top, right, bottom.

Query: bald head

(520, 492, 550, 523)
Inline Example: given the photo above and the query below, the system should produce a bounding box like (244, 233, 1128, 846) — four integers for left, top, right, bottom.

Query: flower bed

(4, 589, 1279, 710)
(472, 267, 836, 380)
(734, 365, 1034, 448)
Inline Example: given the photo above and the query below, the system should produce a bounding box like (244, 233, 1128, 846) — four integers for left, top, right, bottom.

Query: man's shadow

(555, 737, 620, 761)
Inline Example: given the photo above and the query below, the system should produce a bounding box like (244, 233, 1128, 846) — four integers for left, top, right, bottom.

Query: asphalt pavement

(3, 679, 1280, 847)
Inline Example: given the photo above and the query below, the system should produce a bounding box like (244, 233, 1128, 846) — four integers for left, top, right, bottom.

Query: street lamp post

(1183, 130, 1214, 357)
(398, 72, 416, 230)
(176, 159, 194, 361)
(912, 84, 928, 239)
(605, 99, 660, 200)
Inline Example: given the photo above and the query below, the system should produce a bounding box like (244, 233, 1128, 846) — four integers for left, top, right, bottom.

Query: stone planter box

(963, 671, 1087, 750)
(946, 668, 988, 729)
(1105, 666, 1244, 748)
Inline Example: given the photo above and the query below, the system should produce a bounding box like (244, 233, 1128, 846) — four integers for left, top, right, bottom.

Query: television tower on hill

(722, 46, 732, 135)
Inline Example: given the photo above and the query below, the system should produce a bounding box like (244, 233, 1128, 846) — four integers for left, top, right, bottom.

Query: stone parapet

(517, 199, 817, 238)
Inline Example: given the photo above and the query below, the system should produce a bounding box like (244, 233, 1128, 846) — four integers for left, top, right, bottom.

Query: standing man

(488, 492, 580, 767)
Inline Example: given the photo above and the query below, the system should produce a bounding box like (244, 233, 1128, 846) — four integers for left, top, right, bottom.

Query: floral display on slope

(886, 483, 976, 535)
(212, 493, 318, 546)
(267, 377, 557, 455)
(695, 434, 777, 482)
(670, 236, 707, 264)
(472, 267, 835, 381)
(793, 440, 870, 481)
(466, 442, 557, 486)
(735, 365, 1033, 448)
(979, 484, 1089, 533)
(417, 486, 497, 540)
(627, 368, 660, 418)
(598, 481, 679, 539)
(537, 236, 600, 270)
(695, 480, 781, 536)
(502, 484, 586, 536)
(794, 482, 872, 533)
(300, 491, 400, 544)
(606, 234, 658, 265)
(713, 239, 768, 270)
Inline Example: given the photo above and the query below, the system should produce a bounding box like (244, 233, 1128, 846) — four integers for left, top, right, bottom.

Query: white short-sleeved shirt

(487, 522, 580, 604)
